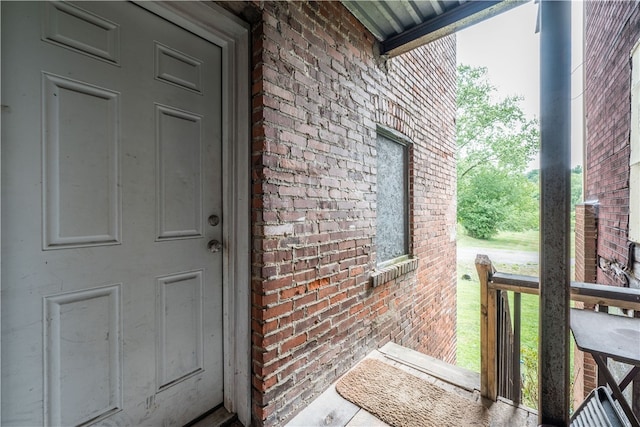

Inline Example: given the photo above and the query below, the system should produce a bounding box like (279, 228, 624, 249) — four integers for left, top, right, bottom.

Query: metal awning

(341, 0, 525, 56)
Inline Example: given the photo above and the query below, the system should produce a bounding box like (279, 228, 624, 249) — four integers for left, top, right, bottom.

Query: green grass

(457, 225, 539, 252)
(456, 262, 540, 373)
(456, 274, 482, 371)
(456, 257, 541, 407)
(456, 227, 576, 410)
(457, 224, 575, 258)
(455, 236, 539, 375)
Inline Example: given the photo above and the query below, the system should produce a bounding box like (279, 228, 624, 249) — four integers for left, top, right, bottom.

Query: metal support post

(538, 0, 572, 425)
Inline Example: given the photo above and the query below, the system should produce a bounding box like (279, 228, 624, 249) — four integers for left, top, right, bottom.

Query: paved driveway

(457, 247, 539, 265)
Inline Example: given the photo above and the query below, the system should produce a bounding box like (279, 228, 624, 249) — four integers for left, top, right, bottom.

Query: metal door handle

(207, 240, 222, 253)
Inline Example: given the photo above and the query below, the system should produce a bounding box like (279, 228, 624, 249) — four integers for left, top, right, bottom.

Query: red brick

(263, 302, 293, 320)
(280, 333, 307, 354)
(279, 285, 306, 300)
(247, 0, 458, 424)
(574, 3, 640, 404)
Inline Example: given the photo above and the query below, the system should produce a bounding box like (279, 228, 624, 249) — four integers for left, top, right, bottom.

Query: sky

(456, 1, 584, 168)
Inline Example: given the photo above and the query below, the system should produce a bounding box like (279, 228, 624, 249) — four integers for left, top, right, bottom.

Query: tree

(456, 65, 540, 239)
(526, 166, 583, 230)
(458, 169, 538, 239)
(570, 165, 583, 210)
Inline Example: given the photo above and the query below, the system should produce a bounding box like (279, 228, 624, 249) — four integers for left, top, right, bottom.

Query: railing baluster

(497, 291, 507, 398)
(474, 254, 640, 409)
(497, 290, 512, 400)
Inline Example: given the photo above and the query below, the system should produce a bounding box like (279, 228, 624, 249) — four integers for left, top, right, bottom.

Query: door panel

(42, 72, 121, 248)
(156, 105, 203, 240)
(1, 2, 224, 425)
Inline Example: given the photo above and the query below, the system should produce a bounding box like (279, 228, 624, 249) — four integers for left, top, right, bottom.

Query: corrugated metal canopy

(342, 0, 525, 56)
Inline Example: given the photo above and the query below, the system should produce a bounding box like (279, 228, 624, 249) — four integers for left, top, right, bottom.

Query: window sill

(370, 257, 419, 287)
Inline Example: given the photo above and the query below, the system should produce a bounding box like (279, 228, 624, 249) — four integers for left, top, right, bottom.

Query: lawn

(457, 226, 540, 252)
(457, 224, 575, 257)
(456, 245, 541, 407)
(456, 260, 539, 373)
(456, 227, 575, 410)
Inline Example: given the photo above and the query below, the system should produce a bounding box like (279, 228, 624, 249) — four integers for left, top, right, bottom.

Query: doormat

(335, 358, 489, 427)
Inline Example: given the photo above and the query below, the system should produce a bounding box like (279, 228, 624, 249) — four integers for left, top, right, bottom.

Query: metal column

(538, 1, 572, 425)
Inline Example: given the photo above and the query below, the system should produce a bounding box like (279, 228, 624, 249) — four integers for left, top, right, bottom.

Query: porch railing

(496, 288, 520, 402)
(474, 254, 640, 408)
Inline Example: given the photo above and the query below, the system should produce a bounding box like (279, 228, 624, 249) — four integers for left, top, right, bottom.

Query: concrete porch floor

(285, 342, 538, 427)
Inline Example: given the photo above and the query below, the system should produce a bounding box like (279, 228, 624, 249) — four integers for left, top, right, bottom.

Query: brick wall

(574, 203, 598, 285)
(580, 0, 640, 410)
(584, 2, 640, 284)
(244, 1, 458, 425)
(573, 203, 598, 406)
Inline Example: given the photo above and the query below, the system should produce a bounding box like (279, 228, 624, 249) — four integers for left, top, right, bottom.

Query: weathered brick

(263, 301, 294, 320)
(574, 3, 640, 409)
(280, 333, 307, 354)
(279, 285, 306, 300)
(245, 0, 458, 424)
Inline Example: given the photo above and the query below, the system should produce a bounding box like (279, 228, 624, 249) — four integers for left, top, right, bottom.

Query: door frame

(0, 1, 252, 425)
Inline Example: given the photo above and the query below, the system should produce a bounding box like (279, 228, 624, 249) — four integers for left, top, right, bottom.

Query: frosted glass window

(376, 132, 409, 264)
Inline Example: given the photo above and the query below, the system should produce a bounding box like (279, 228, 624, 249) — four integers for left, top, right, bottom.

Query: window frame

(375, 125, 412, 268)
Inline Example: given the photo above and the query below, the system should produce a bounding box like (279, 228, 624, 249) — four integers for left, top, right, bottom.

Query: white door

(1, 2, 225, 425)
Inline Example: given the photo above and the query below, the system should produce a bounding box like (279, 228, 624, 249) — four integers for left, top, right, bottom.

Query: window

(630, 40, 640, 242)
(376, 128, 410, 266)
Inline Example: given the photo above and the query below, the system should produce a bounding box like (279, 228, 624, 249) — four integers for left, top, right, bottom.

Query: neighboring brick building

(576, 0, 640, 411)
(229, 1, 458, 425)
(583, 2, 639, 278)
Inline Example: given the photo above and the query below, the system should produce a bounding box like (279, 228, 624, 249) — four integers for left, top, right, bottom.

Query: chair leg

(619, 366, 640, 392)
(593, 354, 640, 427)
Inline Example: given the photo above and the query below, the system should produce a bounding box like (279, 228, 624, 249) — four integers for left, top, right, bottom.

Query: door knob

(207, 240, 222, 253)
(208, 215, 220, 226)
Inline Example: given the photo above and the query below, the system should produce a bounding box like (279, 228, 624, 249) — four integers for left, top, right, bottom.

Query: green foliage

(524, 166, 583, 229)
(457, 65, 540, 178)
(496, 176, 538, 232)
(570, 167, 583, 217)
(458, 169, 538, 239)
(527, 166, 582, 201)
(456, 65, 541, 239)
(521, 346, 539, 409)
(526, 169, 539, 183)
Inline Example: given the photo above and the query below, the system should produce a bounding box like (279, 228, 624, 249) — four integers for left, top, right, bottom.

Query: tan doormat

(336, 358, 489, 427)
